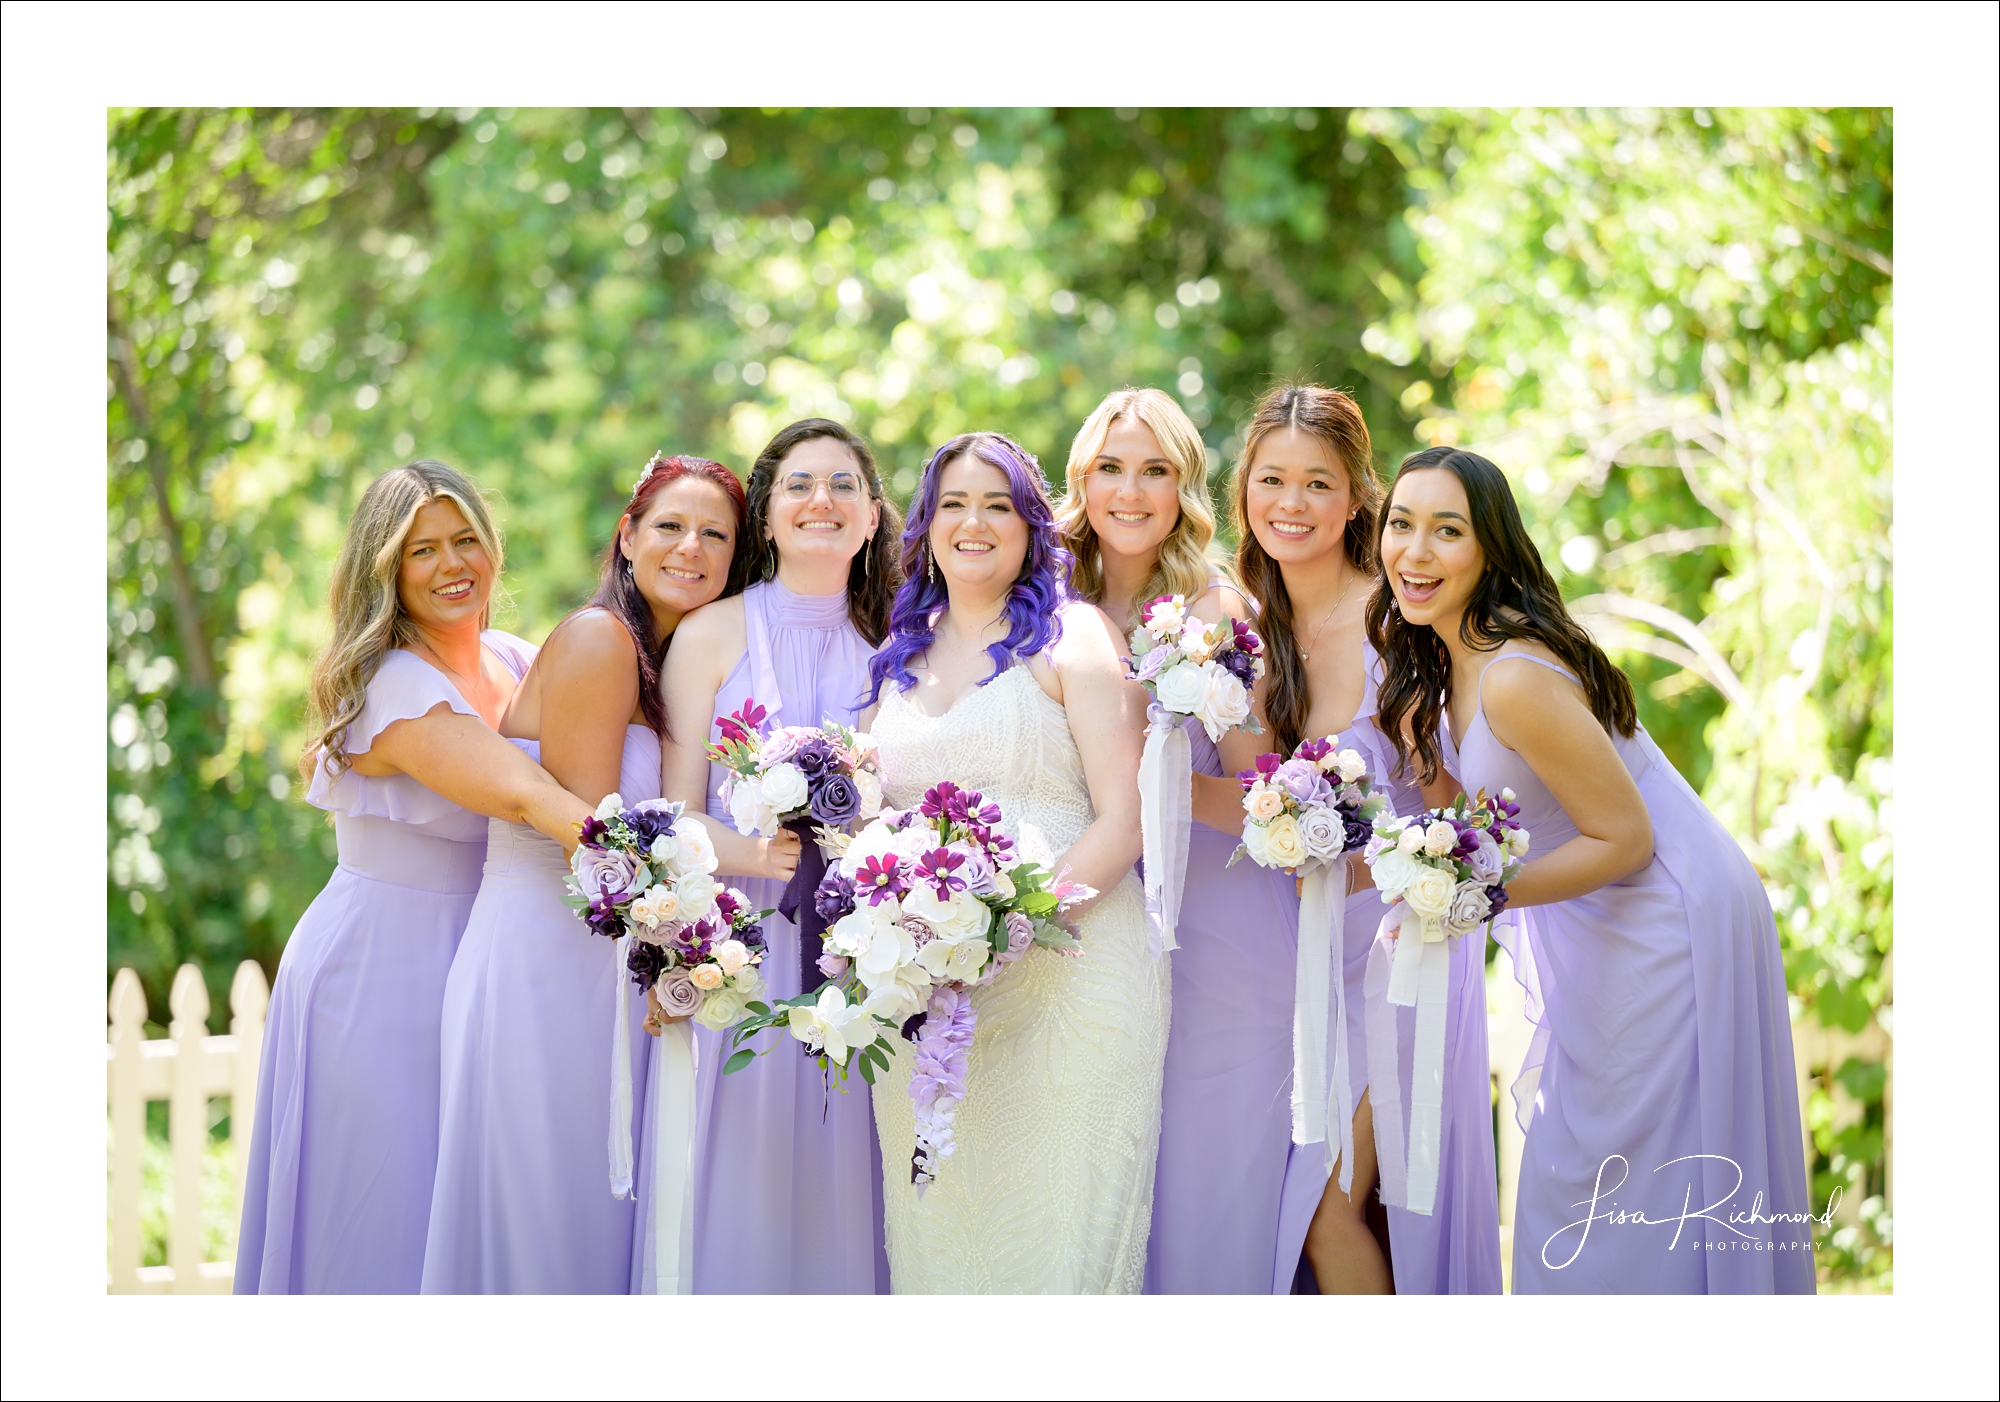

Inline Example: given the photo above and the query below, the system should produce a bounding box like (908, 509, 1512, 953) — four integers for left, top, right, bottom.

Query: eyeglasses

(779, 470, 866, 501)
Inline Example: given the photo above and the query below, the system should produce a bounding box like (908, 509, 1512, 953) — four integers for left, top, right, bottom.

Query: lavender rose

(949, 841, 999, 896)
(1464, 829, 1505, 885)
(809, 771, 862, 826)
(655, 971, 703, 1017)
(899, 914, 937, 949)
(1275, 759, 1332, 806)
(1002, 911, 1035, 960)
(572, 845, 642, 904)
(1297, 806, 1346, 862)
(817, 952, 851, 979)
(1443, 882, 1492, 937)
(757, 729, 801, 766)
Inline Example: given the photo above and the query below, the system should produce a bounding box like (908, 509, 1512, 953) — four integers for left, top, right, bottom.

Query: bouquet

(1362, 788, 1528, 1216)
(707, 699, 884, 988)
(1124, 594, 1265, 954)
(726, 780, 1094, 1188)
(563, 791, 770, 1225)
(1228, 737, 1388, 1191)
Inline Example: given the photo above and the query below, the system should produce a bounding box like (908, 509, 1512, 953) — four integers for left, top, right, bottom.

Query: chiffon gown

(234, 631, 536, 1294)
(634, 577, 888, 1294)
(871, 663, 1168, 1294)
(1458, 651, 1813, 1294)
(420, 720, 658, 1293)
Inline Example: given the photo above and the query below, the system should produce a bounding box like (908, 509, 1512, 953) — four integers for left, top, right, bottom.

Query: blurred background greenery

(106, 106, 1891, 1288)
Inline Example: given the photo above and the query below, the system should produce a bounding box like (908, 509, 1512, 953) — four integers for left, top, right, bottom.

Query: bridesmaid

(1224, 386, 1500, 1295)
(1371, 446, 1813, 1293)
(1051, 387, 1296, 1294)
(235, 460, 595, 1294)
(654, 417, 903, 1293)
(421, 454, 750, 1294)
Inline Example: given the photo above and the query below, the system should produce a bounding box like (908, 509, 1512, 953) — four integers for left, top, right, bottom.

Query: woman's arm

(1481, 660, 1652, 908)
(1042, 604, 1146, 910)
(534, 611, 643, 807)
(362, 705, 595, 853)
(659, 597, 799, 883)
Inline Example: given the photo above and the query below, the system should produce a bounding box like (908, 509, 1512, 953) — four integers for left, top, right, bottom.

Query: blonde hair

(306, 460, 505, 775)
(1055, 387, 1221, 616)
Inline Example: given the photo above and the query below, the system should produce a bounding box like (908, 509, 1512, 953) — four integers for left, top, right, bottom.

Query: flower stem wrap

(776, 816, 830, 995)
(1137, 705, 1192, 958)
(1292, 863, 1357, 1193)
(1366, 904, 1454, 1215)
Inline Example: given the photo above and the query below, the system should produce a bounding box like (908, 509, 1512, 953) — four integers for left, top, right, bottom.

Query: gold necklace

(1298, 568, 1356, 663)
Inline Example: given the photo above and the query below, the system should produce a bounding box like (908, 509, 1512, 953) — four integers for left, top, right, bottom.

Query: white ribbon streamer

(1369, 906, 1453, 1215)
(649, 1019, 697, 1294)
(609, 933, 635, 1199)
(1137, 710, 1191, 958)
(1291, 863, 1355, 1193)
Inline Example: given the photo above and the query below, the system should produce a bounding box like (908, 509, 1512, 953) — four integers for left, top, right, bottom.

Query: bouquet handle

(609, 932, 636, 1199)
(646, 1019, 697, 1294)
(1138, 708, 1192, 958)
(1291, 864, 1356, 1194)
(776, 816, 830, 994)
(1366, 905, 1451, 1215)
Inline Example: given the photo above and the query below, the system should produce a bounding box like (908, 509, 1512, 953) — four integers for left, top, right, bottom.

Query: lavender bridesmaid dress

(419, 721, 658, 1293)
(633, 578, 889, 1294)
(1460, 651, 1812, 1293)
(234, 631, 536, 1294)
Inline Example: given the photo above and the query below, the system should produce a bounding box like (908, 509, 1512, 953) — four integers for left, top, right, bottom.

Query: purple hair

(866, 432, 1074, 704)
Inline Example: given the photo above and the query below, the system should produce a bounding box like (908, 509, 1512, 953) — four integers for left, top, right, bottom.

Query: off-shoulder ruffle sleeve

(304, 632, 537, 832)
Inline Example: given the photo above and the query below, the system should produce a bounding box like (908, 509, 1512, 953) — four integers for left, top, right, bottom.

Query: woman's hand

(641, 984, 693, 1036)
(759, 827, 802, 882)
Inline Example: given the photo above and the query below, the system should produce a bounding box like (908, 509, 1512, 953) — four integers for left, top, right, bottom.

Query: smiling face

(764, 436, 881, 571)
(1242, 426, 1355, 567)
(930, 452, 1029, 594)
(1380, 467, 1486, 627)
(1083, 414, 1181, 565)
(397, 497, 494, 633)
(621, 474, 737, 630)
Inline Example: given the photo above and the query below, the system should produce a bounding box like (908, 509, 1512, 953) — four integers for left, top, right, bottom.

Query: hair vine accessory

(633, 453, 669, 495)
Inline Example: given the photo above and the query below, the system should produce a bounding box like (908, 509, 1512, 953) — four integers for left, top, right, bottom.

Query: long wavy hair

(1231, 384, 1383, 756)
(866, 432, 1074, 704)
(742, 417, 903, 646)
(584, 452, 751, 738)
(307, 459, 505, 776)
(1368, 446, 1638, 784)
(1055, 387, 1220, 618)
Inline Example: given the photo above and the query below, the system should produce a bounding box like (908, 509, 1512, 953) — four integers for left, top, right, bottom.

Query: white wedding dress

(871, 664, 1169, 1293)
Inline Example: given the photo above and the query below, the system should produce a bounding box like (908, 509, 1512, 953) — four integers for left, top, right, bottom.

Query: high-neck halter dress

(1454, 650, 1812, 1293)
(632, 578, 889, 1294)
(234, 631, 536, 1294)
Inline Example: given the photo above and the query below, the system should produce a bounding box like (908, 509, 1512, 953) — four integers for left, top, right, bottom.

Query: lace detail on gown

(870, 666, 1168, 1293)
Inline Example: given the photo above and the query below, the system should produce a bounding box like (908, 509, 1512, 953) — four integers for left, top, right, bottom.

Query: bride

(857, 431, 1162, 1293)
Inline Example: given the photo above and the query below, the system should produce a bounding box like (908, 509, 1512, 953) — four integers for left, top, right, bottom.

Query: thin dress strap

(1477, 649, 1582, 707)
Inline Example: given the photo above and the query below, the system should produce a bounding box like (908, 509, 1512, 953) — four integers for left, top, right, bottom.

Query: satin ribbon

(1291, 863, 1356, 1194)
(777, 816, 830, 993)
(649, 1019, 697, 1294)
(1366, 906, 1452, 1215)
(1137, 705, 1191, 958)
(609, 933, 635, 1199)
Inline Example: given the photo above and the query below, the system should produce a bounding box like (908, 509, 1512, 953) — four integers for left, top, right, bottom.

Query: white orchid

(787, 985, 876, 1066)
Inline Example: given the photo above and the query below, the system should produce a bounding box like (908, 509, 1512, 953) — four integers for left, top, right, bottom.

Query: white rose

(695, 987, 749, 1032)
(1147, 598, 1187, 637)
(1423, 821, 1459, 857)
(593, 792, 624, 822)
(630, 885, 679, 928)
(1245, 785, 1286, 821)
(761, 762, 809, 814)
(1153, 660, 1210, 716)
(674, 872, 716, 922)
(902, 882, 991, 940)
(1335, 749, 1368, 783)
(727, 777, 776, 839)
(729, 964, 765, 1000)
(673, 820, 718, 875)
(1195, 664, 1251, 738)
(1240, 819, 1275, 868)
(1404, 865, 1458, 920)
(1262, 814, 1307, 869)
(837, 820, 899, 877)
(861, 980, 924, 1024)
(1397, 823, 1427, 856)
(648, 831, 681, 867)
(714, 939, 750, 977)
(990, 869, 1015, 901)
(853, 769, 883, 822)
(1369, 846, 1420, 899)
(890, 825, 937, 865)
(1179, 617, 1215, 664)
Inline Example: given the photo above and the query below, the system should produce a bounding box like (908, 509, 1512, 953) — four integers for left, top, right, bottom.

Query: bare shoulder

(1053, 599, 1128, 663)
(542, 607, 637, 674)
(1190, 581, 1252, 626)
(1481, 645, 1588, 724)
(664, 593, 747, 688)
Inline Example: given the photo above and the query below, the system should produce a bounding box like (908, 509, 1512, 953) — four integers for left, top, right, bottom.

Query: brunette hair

(307, 459, 504, 775)
(1368, 446, 1637, 784)
(1055, 387, 1220, 616)
(1230, 384, 1382, 756)
(742, 418, 903, 646)
(588, 452, 751, 737)
(867, 432, 1073, 704)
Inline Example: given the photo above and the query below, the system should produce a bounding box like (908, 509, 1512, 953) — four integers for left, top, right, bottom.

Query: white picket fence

(106, 961, 267, 1293)
(108, 957, 1883, 1295)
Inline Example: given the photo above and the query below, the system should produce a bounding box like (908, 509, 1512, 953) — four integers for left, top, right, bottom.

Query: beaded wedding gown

(871, 664, 1169, 1293)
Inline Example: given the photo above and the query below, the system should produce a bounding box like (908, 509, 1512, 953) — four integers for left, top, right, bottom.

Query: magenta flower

(855, 852, 909, 904)
(915, 846, 967, 897)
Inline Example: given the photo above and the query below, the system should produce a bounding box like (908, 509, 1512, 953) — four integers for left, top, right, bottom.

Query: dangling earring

(927, 544, 938, 586)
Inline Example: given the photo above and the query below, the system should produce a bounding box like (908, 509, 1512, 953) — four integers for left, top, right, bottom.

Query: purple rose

(1001, 911, 1035, 961)
(809, 771, 861, 826)
(1485, 883, 1510, 918)
(655, 971, 703, 1017)
(626, 938, 668, 992)
(1133, 645, 1172, 683)
(1464, 830, 1505, 885)
(899, 914, 936, 949)
(625, 799, 678, 847)
(814, 871, 857, 923)
(949, 841, 998, 896)
(1342, 811, 1373, 852)
(573, 845, 641, 904)
(791, 733, 836, 776)
(757, 729, 801, 765)
(1220, 646, 1258, 687)
(1276, 759, 1332, 806)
